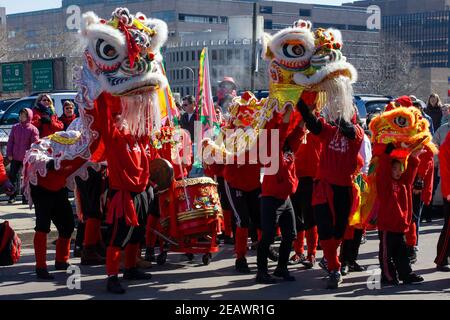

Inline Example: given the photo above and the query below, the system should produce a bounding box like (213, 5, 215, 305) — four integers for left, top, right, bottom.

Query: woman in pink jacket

(6, 108, 39, 203)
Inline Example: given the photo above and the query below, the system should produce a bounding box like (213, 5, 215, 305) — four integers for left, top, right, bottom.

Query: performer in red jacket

(376, 143, 425, 285)
(297, 98, 364, 289)
(434, 133, 450, 271)
(0, 153, 15, 196)
(256, 107, 306, 284)
(289, 128, 321, 268)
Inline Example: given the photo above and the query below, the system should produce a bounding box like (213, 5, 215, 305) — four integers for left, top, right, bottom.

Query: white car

(0, 91, 78, 157)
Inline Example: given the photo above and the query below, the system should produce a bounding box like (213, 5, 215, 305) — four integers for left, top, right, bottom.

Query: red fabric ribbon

(118, 21, 141, 69)
(106, 190, 139, 227)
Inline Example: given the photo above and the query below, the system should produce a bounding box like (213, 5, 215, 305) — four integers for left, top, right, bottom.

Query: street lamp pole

(182, 66, 196, 96)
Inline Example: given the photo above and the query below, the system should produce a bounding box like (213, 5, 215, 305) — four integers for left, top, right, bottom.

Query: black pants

(257, 196, 296, 273)
(291, 177, 315, 231)
(225, 183, 261, 229)
(434, 199, 450, 266)
(340, 228, 364, 264)
(8, 160, 23, 198)
(314, 184, 352, 240)
(106, 189, 149, 248)
(412, 193, 423, 245)
(75, 167, 106, 220)
(378, 230, 412, 281)
(31, 184, 75, 238)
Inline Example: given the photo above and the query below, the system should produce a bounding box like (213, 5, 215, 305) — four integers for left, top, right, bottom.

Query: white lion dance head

(80, 7, 169, 136)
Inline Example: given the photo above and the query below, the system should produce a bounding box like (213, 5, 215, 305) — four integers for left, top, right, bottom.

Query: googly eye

(394, 116, 409, 128)
(95, 39, 119, 61)
(282, 43, 305, 58)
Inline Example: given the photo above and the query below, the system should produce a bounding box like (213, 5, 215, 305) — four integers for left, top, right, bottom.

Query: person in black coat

(180, 95, 197, 140)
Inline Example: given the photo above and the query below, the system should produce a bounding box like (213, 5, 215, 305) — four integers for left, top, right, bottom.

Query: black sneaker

(144, 247, 155, 262)
(319, 257, 329, 273)
(55, 261, 71, 271)
(348, 262, 366, 272)
(107, 275, 125, 294)
(436, 264, 450, 272)
(36, 268, 54, 280)
(340, 264, 349, 276)
(288, 253, 304, 265)
(402, 273, 424, 284)
(268, 246, 279, 262)
(302, 255, 315, 269)
(235, 257, 251, 274)
(255, 271, 277, 284)
(326, 271, 342, 289)
(273, 268, 296, 281)
(381, 276, 399, 286)
(123, 267, 152, 280)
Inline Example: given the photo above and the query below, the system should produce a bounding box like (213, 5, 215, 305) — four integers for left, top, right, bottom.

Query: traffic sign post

(32, 60, 54, 91)
(1, 63, 24, 92)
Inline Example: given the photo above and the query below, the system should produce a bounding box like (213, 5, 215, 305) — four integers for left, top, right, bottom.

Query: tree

(356, 34, 425, 97)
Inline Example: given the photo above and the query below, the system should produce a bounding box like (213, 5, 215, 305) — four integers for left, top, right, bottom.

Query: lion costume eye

(282, 43, 305, 58)
(394, 116, 409, 128)
(96, 39, 119, 61)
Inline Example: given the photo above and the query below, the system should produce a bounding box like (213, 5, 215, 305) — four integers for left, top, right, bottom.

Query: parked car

(354, 94, 393, 127)
(0, 91, 78, 158)
(0, 99, 17, 116)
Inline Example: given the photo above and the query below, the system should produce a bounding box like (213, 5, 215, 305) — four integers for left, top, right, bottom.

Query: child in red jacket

(377, 143, 425, 285)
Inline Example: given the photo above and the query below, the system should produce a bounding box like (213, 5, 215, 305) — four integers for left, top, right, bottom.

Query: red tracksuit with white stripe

(435, 133, 450, 267)
(376, 152, 419, 281)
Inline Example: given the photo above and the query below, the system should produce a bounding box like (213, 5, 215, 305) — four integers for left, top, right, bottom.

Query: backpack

(0, 221, 21, 266)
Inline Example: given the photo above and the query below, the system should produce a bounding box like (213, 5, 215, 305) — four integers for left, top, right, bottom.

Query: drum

(159, 177, 223, 239)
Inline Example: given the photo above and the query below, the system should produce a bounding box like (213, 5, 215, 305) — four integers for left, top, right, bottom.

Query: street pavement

(0, 200, 449, 300)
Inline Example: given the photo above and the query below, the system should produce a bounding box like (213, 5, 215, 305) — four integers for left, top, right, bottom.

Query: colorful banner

(158, 61, 180, 125)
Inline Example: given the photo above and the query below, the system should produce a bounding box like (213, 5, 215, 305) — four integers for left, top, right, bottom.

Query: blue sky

(0, 0, 352, 14)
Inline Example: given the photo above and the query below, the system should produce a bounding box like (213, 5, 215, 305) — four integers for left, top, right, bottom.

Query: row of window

(259, 6, 311, 17)
(166, 48, 250, 64)
(179, 14, 228, 24)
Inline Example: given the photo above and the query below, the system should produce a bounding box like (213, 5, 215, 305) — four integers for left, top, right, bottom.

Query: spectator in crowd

(425, 93, 443, 132)
(32, 93, 64, 138)
(410, 95, 435, 135)
(59, 101, 77, 130)
(6, 108, 39, 204)
(180, 95, 197, 139)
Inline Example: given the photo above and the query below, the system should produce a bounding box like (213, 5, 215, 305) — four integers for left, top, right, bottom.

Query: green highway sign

(1, 63, 24, 92)
(32, 60, 54, 91)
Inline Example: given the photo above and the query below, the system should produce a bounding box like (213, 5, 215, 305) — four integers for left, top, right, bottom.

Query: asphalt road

(0, 200, 449, 300)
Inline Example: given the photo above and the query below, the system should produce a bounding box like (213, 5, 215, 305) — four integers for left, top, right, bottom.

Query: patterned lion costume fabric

(356, 101, 438, 227)
(208, 20, 358, 157)
(23, 8, 169, 203)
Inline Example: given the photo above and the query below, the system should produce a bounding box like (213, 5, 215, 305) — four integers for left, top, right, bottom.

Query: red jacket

(416, 145, 434, 205)
(224, 163, 262, 192)
(376, 153, 420, 233)
(315, 118, 364, 186)
(32, 107, 64, 138)
(0, 154, 8, 185)
(295, 131, 322, 178)
(440, 133, 450, 199)
(59, 114, 77, 131)
(261, 111, 306, 200)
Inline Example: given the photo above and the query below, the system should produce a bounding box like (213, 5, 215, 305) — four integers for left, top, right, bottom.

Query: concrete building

(347, 0, 450, 101)
(3, 0, 380, 96)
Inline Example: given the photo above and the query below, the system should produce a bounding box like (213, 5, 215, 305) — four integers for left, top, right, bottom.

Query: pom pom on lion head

(80, 7, 168, 96)
(262, 19, 357, 122)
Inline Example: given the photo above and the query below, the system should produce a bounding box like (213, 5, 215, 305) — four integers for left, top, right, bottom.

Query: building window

(186, 87, 190, 95)
(260, 6, 273, 14)
(244, 50, 250, 64)
(235, 49, 240, 60)
(264, 20, 273, 30)
(179, 13, 227, 24)
(176, 52, 179, 62)
(176, 69, 180, 80)
(153, 10, 176, 22)
(180, 69, 184, 80)
(180, 51, 184, 62)
(219, 50, 224, 61)
(299, 9, 312, 17)
(227, 49, 233, 60)
(192, 51, 196, 60)
(186, 51, 189, 61)
(212, 50, 218, 60)
(186, 70, 190, 79)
